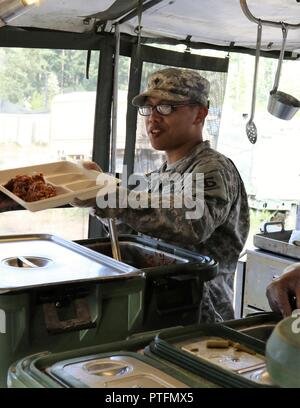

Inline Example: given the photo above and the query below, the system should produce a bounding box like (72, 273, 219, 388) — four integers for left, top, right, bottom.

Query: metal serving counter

(239, 225, 300, 316)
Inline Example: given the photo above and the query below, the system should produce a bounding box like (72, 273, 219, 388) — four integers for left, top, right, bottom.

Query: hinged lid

(0, 234, 140, 293)
(47, 353, 188, 388)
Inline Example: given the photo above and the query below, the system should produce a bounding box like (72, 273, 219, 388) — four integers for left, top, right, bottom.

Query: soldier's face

(144, 97, 204, 152)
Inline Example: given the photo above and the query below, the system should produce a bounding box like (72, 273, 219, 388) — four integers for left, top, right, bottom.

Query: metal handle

(16, 256, 38, 268)
(263, 221, 285, 233)
(107, 218, 122, 261)
(240, 0, 300, 29)
(43, 298, 95, 334)
(271, 24, 288, 93)
(106, 22, 122, 263)
(249, 21, 262, 122)
(145, 260, 218, 281)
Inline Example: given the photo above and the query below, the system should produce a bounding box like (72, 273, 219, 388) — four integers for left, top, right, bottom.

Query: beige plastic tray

(0, 161, 118, 212)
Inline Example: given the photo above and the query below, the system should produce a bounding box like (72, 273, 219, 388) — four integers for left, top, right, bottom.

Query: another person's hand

(71, 161, 102, 209)
(266, 263, 300, 317)
(72, 163, 121, 218)
(79, 161, 102, 172)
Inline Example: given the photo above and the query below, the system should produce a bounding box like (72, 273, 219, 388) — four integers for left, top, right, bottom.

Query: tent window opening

(0, 47, 100, 240)
(134, 61, 228, 174)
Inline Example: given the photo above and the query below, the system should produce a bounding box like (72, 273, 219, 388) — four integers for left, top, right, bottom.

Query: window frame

(0, 28, 229, 239)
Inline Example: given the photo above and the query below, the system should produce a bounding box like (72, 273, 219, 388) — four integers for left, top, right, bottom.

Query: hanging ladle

(246, 20, 262, 144)
(267, 23, 300, 120)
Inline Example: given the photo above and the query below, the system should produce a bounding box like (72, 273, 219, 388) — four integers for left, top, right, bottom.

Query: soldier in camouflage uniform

(76, 67, 250, 323)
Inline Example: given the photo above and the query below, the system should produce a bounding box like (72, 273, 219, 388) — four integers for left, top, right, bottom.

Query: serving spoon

(246, 20, 262, 144)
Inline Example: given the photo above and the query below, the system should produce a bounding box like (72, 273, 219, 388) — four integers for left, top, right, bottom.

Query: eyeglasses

(138, 103, 199, 116)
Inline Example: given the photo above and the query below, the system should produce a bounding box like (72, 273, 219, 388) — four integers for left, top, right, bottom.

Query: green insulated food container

(0, 234, 145, 388)
(266, 315, 300, 388)
(145, 324, 278, 388)
(76, 234, 218, 330)
(7, 329, 217, 388)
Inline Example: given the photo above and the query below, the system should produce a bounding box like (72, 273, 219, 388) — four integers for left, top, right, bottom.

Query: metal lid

(47, 354, 188, 388)
(0, 234, 140, 293)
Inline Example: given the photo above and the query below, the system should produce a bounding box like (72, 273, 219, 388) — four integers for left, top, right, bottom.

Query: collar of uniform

(157, 140, 211, 174)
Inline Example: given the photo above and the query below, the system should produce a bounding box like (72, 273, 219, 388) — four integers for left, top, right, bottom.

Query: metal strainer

(246, 21, 262, 144)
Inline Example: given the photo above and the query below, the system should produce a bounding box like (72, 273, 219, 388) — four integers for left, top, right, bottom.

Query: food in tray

(206, 339, 231, 349)
(206, 339, 256, 354)
(3, 173, 57, 202)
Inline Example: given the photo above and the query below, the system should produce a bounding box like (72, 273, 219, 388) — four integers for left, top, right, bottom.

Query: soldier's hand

(266, 263, 300, 317)
(71, 162, 102, 209)
(79, 161, 102, 172)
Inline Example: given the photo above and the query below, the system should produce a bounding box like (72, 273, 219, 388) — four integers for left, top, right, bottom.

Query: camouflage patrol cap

(132, 67, 210, 107)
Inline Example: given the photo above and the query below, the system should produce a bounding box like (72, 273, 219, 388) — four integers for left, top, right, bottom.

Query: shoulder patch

(204, 171, 228, 201)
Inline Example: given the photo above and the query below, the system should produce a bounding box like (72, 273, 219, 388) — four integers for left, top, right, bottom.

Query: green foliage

(0, 48, 100, 111)
(226, 53, 277, 113)
(118, 56, 130, 90)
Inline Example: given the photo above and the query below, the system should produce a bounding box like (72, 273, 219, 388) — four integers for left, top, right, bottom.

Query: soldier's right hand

(79, 161, 103, 172)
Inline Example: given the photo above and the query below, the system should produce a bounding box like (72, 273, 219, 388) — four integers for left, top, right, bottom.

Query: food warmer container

(145, 324, 278, 388)
(7, 328, 216, 388)
(0, 233, 144, 387)
(76, 234, 218, 331)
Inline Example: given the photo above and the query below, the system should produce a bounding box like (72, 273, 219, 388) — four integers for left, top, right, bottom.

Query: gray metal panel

(243, 249, 297, 312)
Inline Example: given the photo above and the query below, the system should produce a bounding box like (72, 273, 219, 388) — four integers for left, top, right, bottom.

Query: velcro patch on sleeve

(203, 171, 228, 201)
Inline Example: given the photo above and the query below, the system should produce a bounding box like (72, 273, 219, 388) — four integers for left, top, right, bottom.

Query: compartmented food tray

(0, 161, 118, 212)
(253, 229, 300, 260)
(147, 325, 276, 388)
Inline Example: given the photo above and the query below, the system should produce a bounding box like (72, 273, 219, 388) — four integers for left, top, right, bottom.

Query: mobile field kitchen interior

(0, 0, 300, 389)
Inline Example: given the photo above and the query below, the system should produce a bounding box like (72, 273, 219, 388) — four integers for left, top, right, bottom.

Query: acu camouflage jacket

(95, 141, 250, 322)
